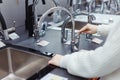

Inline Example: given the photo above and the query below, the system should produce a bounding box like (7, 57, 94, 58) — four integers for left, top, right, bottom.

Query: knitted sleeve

(60, 20, 120, 78)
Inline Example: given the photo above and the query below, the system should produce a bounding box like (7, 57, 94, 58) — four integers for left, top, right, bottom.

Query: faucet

(86, 13, 96, 40)
(88, 0, 120, 14)
(0, 19, 16, 40)
(61, 15, 79, 52)
(33, 0, 39, 39)
(35, 6, 76, 52)
(61, 12, 96, 51)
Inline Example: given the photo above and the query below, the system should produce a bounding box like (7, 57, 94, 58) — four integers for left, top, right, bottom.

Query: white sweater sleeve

(60, 20, 120, 78)
(97, 24, 111, 37)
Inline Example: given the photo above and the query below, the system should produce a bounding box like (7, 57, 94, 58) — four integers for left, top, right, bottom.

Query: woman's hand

(48, 54, 63, 67)
(78, 23, 98, 34)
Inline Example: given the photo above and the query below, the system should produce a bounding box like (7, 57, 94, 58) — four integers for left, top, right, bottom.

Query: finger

(82, 30, 92, 34)
(78, 28, 88, 35)
(48, 59, 55, 65)
(79, 25, 88, 33)
(78, 26, 88, 34)
(48, 60, 58, 66)
(48, 60, 53, 64)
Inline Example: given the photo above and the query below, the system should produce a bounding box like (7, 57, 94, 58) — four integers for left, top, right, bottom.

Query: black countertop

(15, 29, 104, 55)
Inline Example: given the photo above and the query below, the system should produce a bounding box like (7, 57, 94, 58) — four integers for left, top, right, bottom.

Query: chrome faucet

(61, 15, 79, 52)
(61, 12, 96, 51)
(35, 7, 77, 52)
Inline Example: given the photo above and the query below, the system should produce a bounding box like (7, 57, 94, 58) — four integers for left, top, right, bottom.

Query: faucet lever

(88, 14, 96, 23)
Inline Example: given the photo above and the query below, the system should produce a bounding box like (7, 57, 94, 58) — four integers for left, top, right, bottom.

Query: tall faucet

(61, 15, 79, 52)
(35, 6, 76, 52)
(61, 12, 96, 51)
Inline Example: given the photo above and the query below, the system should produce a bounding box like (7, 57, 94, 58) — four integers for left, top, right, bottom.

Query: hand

(78, 23, 98, 34)
(48, 54, 63, 67)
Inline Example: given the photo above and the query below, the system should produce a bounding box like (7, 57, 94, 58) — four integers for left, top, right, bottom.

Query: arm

(59, 20, 120, 78)
(97, 24, 111, 37)
(49, 20, 120, 78)
(78, 23, 111, 37)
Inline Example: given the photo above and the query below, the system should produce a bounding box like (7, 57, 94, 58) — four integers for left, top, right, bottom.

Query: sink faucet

(61, 12, 96, 51)
(35, 6, 77, 52)
(61, 16, 79, 52)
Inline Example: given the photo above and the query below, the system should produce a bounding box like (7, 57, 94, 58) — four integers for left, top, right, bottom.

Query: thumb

(78, 26, 88, 34)
(48, 60, 53, 64)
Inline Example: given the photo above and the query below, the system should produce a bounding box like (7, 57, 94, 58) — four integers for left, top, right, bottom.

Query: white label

(0, 41, 6, 48)
(41, 73, 68, 80)
(8, 32, 20, 40)
(64, 41, 71, 45)
(92, 38, 103, 44)
(36, 40, 49, 46)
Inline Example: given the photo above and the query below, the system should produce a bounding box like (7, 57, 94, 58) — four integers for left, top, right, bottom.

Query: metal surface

(0, 47, 50, 80)
(64, 21, 87, 30)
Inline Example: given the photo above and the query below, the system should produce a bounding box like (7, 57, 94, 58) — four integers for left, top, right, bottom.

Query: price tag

(41, 73, 68, 80)
(0, 41, 6, 48)
(36, 40, 50, 46)
(64, 41, 71, 45)
(8, 32, 20, 40)
(92, 37, 103, 44)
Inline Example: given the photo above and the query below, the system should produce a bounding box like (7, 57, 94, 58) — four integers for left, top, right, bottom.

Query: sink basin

(58, 21, 87, 30)
(60, 21, 101, 30)
(66, 21, 87, 30)
(0, 47, 50, 80)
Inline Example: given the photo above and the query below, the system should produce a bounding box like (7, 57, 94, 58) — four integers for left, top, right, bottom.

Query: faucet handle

(88, 14, 96, 23)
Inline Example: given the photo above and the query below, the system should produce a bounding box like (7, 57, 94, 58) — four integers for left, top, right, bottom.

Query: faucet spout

(88, 14, 96, 23)
(36, 6, 76, 52)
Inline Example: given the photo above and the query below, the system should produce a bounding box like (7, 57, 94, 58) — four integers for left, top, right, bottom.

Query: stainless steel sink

(0, 47, 50, 80)
(66, 21, 87, 30)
